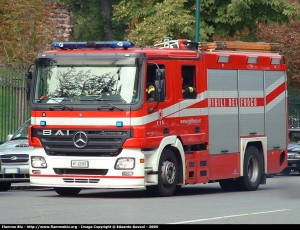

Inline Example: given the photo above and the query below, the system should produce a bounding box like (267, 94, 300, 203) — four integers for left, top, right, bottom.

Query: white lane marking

(168, 209, 290, 224)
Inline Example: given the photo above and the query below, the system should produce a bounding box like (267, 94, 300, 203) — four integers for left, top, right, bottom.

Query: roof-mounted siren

(52, 41, 135, 50)
(154, 37, 199, 50)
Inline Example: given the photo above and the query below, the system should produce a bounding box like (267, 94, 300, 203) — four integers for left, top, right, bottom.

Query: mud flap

(260, 174, 266, 184)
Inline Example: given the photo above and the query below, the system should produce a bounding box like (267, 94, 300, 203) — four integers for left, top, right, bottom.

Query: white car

(0, 119, 31, 191)
(281, 128, 300, 175)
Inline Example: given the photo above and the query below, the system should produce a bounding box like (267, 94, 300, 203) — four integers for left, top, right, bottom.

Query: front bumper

(286, 151, 300, 172)
(29, 148, 146, 188)
(0, 163, 30, 183)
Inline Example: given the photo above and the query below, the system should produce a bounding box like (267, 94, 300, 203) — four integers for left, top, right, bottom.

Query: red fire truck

(27, 38, 288, 196)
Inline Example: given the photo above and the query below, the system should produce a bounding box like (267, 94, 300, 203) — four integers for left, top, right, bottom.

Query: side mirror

(154, 69, 166, 102)
(6, 134, 13, 141)
(27, 71, 32, 80)
(26, 64, 34, 101)
(26, 78, 31, 101)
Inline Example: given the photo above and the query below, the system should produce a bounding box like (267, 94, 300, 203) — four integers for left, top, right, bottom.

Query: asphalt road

(2, 174, 300, 225)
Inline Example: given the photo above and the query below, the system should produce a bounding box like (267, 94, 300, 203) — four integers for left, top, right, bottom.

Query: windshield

(33, 57, 140, 105)
(11, 119, 30, 140)
(289, 130, 300, 143)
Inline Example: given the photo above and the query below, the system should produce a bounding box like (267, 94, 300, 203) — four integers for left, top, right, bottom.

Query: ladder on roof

(154, 38, 281, 52)
(154, 37, 190, 48)
(154, 37, 198, 50)
(199, 41, 281, 52)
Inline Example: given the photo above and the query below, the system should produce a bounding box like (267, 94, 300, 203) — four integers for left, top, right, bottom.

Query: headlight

(115, 158, 135, 170)
(295, 153, 300, 159)
(31, 156, 47, 168)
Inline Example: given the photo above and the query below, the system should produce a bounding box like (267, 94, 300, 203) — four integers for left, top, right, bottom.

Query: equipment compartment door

(238, 70, 265, 136)
(207, 69, 239, 155)
(265, 71, 287, 150)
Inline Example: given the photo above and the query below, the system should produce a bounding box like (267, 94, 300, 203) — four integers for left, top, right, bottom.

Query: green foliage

(0, 0, 55, 71)
(121, 0, 195, 45)
(0, 67, 20, 77)
(54, 0, 104, 41)
(113, 0, 196, 45)
(113, 0, 300, 45)
(54, 0, 124, 41)
(201, 0, 300, 39)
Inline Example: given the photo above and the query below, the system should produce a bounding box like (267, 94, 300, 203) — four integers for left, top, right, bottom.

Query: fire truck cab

(27, 38, 288, 197)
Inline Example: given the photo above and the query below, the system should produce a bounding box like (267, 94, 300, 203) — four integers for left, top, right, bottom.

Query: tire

(175, 184, 182, 192)
(280, 168, 290, 176)
(146, 149, 178, 197)
(219, 179, 240, 191)
(54, 187, 81, 196)
(0, 182, 11, 191)
(238, 146, 263, 191)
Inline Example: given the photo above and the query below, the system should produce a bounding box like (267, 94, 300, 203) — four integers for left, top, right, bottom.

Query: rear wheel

(146, 149, 178, 197)
(280, 168, 290, 176)
(219, 179, 240, 191)
(0, 182, 11, 191)
(238, 146, 263, 191)
(54, 187, 81, 196)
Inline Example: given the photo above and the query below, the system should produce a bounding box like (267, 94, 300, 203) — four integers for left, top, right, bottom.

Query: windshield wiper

(49, 104, 73, 111)
(97, 103, 124, 111)
(11, 137, 28, 140)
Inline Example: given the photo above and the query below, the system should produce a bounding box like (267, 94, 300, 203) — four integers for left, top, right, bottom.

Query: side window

(146, 63, 165, 102)
(182, 66, 196, 99)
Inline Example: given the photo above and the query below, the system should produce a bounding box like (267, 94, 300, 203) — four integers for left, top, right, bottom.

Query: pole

(195, 0, 200, 43)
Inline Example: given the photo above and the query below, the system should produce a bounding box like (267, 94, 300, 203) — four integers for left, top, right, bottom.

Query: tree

(256, 19, 300, 120)
(113, 0, 195, 45)
(99, 0, 113, 40)
(55, 0, 122, 41)
(200, 0, 300, 40)
(0, 0, 54, 71)
(58, 0, 104, 40)
(113, 0, 300, 45)
(257, 20, 300, 83)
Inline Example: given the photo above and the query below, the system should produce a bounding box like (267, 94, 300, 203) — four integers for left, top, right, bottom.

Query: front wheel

(146, 148, 179, 197)
(0, 182, 11, 191)
(239, 146, 263, 191)
(54, 187, 81, 196)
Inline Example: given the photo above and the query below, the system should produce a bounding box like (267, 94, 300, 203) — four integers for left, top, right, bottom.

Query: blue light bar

(40, 121, 46, 126)
(52, 41, 135, 49)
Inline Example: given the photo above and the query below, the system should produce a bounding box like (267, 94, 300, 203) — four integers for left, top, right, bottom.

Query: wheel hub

(161, 160, 176, 186)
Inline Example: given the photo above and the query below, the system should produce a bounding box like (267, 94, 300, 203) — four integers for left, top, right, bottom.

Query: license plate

(4, 168, 20, 174)
(71, 160, 89, 168)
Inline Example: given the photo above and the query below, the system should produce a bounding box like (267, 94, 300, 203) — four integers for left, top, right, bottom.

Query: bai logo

(42, 130, 70, 136)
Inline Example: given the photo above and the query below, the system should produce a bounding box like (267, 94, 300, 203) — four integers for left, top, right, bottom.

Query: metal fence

(288, 85, 300, 128)
(289, 103, 300, 128)
(0, 75, 30, 144)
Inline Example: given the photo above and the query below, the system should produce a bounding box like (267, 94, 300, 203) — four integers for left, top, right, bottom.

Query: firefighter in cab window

(182, 77, 196, 99)
(146, 81, 155, 102)
(146, 69, 156, 102)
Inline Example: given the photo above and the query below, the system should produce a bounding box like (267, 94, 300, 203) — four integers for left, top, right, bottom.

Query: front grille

(0, 154, 29, 163)
(63, 178, 100, 183)
(0, 174, 29, 179)
(54, 168, 108, 175)
(33, 129, 133, 157)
